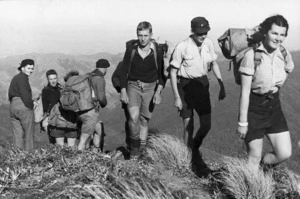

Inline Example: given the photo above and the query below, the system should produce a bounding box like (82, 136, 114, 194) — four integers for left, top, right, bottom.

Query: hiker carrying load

(234, 15, 294, 169)
(118, 21, 166, 160)
(169, 17, 226, 175)
(42, 69, 78, 147)
(60, 59, 109, 151)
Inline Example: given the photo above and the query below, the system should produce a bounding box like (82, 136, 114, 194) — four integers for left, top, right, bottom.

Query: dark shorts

(245, 91, 289, 143)
(177, 76, 211, 118)
(49, 126, 77, 138)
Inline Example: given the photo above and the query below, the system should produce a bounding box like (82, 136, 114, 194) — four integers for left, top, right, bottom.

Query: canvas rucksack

(218, 27, 287, 85)
(111, 40, 168, 93)
(48, 102, 77, 129)
(60, 73, 94, 112)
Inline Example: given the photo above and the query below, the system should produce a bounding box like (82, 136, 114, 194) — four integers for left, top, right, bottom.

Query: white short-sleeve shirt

(170, 36, 218, 79)
(239, 44, 294, 94)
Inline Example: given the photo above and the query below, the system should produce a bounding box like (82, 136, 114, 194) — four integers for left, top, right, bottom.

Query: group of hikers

(8, 14, 295, 172)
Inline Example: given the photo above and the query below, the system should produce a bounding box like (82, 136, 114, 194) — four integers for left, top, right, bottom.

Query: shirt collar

(257, 43, 282, 56)
(137, 41, 155, 51)
(188, 35, 207, 47)
(91, 69, 105, 76)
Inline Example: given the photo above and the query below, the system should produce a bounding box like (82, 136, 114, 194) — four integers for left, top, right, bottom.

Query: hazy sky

(0, 0, 299, 58)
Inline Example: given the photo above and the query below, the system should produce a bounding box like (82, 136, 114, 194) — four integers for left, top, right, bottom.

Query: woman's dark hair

(63, 70, 79, 82)
(260, 15, 289, 36)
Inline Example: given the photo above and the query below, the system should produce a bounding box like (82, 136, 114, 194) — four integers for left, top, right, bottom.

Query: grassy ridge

(0, 134, 299, 199)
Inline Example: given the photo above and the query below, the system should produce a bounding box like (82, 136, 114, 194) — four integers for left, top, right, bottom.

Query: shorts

(177, 76, 211, 118)
(245, 91, 289, 143)
(49, 127, 77, 138)
(78, 108, 99, 135)
(127, 80, 156, 119)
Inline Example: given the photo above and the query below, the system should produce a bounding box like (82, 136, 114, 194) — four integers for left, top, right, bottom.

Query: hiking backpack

(60, 73, 94, 112)
(218, 27, 287, 85)
(111, 40, 168, 93)
(48, 102, 77, 129)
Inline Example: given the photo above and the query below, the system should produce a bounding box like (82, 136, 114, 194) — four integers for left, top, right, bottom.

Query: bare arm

(211, 61, 226, 100)
(170, 66, 182, 110)
(237, 73, 252, 139)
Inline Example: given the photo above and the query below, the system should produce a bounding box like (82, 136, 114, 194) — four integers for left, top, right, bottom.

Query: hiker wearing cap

(77, 59, 109, 151)
(237, 15, 294, 169)
(169, 17, 226, 171)
(42, 69, 77, 147)
(119, 21, 165, 159)
(8, 59, 38, 151)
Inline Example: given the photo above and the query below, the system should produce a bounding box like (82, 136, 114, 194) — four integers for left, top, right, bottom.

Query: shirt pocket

(182, 54, 195, 67)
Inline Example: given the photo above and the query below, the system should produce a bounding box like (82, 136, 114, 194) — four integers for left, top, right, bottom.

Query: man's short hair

(46, 69, 57, 78)
(136, 21, 152, 34)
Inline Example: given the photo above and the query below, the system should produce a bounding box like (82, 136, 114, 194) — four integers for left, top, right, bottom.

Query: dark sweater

(120, 43, 165, 89)
(42, 83, 62, 114)
(8, 72, 34, 109)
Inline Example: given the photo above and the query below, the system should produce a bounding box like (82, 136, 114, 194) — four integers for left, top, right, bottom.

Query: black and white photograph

(0, 0, 299, 198)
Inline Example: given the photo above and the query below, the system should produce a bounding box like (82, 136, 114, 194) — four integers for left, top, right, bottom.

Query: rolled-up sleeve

(239, 50, 255, 76)
(285, 50, 294, 73)
(207, 39, 218, 62)
(169, 43, 183, 69)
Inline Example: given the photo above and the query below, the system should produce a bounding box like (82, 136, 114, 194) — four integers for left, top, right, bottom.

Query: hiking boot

(130, 147, 141, 160)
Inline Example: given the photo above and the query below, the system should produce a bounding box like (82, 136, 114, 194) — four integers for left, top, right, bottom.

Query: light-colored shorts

(127, 80, 156, 119)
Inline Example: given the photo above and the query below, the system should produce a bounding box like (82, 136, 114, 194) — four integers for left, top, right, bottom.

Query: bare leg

(183, 117, 194, 149)
(55, 137, 65, 147)
(67, 138, 76, 147)
(263, 131, 292, 165)
(93, 122, 103, 148)
(246, 138, 263, 170)
(78, 133, 91, 151)
(140, 115, 149, 150)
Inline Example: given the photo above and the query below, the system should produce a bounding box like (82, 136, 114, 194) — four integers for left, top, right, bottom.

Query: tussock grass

(83, 173, 187, 199)
(144, 133, 192, 173)
(269, 164, 300, 198)
(213, 157, 275, 199)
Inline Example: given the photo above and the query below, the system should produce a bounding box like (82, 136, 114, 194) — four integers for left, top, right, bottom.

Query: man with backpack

(119, 21, 165, 159)
(42, 69, 78, 147)
(169, 17, 226, 174)
(75, 59, 110, 151)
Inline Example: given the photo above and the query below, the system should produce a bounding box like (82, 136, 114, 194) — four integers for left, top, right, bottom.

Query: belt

(10, 97, 21, 102)
(251, 90, 278, 106)
(128, 80, 157, 90)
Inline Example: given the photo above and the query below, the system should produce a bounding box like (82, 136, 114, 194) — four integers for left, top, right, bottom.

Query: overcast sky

(0, 0, 299, 58)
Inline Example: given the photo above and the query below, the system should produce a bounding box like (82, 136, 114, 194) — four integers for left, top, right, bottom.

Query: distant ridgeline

(0, 52, 124, 108)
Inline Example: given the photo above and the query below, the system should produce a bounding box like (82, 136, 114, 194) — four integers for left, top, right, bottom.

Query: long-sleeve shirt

(8, 72, 34, 109)
(42, 83, 62, 114)
(119, 42, 165, 89)
(90, 69, 107, 108)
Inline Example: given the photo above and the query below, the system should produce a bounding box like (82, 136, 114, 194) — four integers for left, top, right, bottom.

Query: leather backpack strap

(127, 47, 136, 77)
(152, 42, 158, 69)
(279, 45, 287, 64)
(253, 46, 262, 71)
